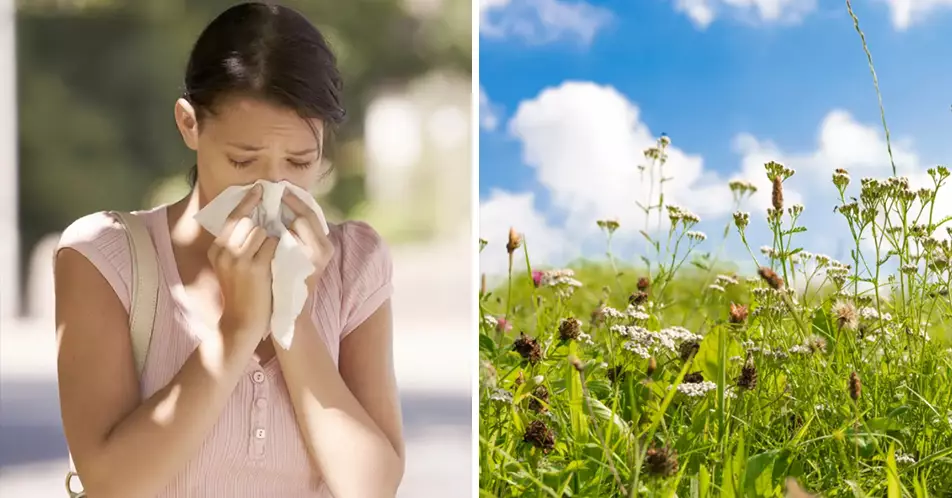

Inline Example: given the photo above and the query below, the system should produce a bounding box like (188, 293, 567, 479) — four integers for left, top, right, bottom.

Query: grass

(477, 5, 952, 496)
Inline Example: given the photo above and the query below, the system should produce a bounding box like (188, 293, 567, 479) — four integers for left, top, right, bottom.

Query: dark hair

(182, 2, 345, 187)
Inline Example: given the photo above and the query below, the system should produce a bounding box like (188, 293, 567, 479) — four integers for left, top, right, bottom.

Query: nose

(260, 158, 284, 183)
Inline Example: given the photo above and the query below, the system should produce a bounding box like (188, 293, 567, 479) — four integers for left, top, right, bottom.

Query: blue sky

(478, 0, 952, 276)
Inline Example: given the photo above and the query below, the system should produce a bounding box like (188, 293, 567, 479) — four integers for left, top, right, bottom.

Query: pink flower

(532, 270, 544, 287)
(496, 317, 512, 332)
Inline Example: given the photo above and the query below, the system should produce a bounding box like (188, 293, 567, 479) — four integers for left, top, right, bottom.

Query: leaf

(587, 397, 631, 437)
(640, 230, 655, 245)
(698, 466, 711, 498)
(480, 333, 497, 356)
(566, 341, 588, 444)
(744, 450, 779, 497)
(695, 327, 743, 385)
(886, 445, 901, 498)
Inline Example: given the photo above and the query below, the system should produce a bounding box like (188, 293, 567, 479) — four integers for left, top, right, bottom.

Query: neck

(166, 185, 216, 258)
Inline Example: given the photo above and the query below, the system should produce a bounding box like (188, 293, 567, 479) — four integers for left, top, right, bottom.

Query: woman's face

(174, 94, 325, 203)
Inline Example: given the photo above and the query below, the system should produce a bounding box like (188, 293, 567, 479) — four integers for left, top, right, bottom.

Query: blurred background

(0, 0, 472, 496)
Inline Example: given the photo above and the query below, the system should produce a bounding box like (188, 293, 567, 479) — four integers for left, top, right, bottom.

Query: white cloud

(876, 0, 952, 30)
(479, 87, 501, 131)
(479, 190, 569, 278)
(673, 0, 816, 28)
(480, 81, 946, 277)
(480, 0, 612, 45)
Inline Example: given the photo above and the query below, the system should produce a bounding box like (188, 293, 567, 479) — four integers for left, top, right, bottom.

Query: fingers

(254, 236, 280, 264)
(238, 226, 269, 258)
(282, 190, 325, 239)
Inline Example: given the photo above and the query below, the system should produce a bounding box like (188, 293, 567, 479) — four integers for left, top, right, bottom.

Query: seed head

(683, 371, 704, 384)
(646, 356, 657, 378)
(637, 277, 651, 291)
(758, 267, 784, 290)
(512, 333, 542, 364)
(523, 420, 555, 453)
(831, 300, 858, 331)
(629, 291, 649, 306)
(506, 227, 522, 255)
(772, 175, 784, 212)
(729, 302, 749, 324)
(643, 445, 679, 477)
(679, 340, 700, 362)
(849, 371, 862, 401)
(736, 352, 757, 390)
(559, 317, 582, 341)
(528, 385, 549, 412)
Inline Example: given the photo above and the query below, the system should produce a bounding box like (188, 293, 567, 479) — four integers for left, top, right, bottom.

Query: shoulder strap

(111, 211, 160, 377)
(65, 211, 161, 497)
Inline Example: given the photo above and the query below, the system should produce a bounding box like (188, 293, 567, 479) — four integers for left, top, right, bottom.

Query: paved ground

(0, 233, 474, 497)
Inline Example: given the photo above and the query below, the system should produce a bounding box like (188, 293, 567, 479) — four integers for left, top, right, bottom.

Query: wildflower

(771, 175, 784, 212)
(623, 341, 651, 359)
(849, 371, 861, 401)
(559, 317, 582, 341)
(577, 332, 594, 346)
(716, 274, 739, 287)
(758, 267, 784, 290)
(659, 134, 671, 147)
(789, 345, 811, 355)
(532, 270, 543, 287)
(637, 277, 651, 291)
(806, 335, 827, 354)
(596, 218, 620, 234)
(528, 385, 549, 412)
(679, 340, 700, 362)
(506, 227, 522, 255)
(729, 302, 748, 324)
(896, 453, 916, 465)
(629, 291, 649, 306)
(481, 315, 498, 328)
(814, 254, 831, 266)
(646, 356, 657, 377)
(676, 381, 717, 397)
(523, 420, 555, 453)
(687, 231, 707, 242)
(643, 445, 679, 477)
(833, 170, 851, 188)
(733, 211, 750, 231)
(788, 204, 804, 217)
(496, 317, 513, 333)
(736, 352, 757, 390)
(489, 388, 513, 403)
(512, 333, 542, 364)
(901, 264, 917, 274)
(761, 246, 779, 258)
(626, 306, 650, 321)
(684, 371, 705, 383)
(709, 284, 726, 293)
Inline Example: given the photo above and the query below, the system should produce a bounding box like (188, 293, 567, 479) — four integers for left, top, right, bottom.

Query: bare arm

(275, 299, 405, 498)
(55, 249, 259, 498)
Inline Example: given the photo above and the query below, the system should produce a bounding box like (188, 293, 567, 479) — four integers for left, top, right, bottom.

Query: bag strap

(65, 210, 160, 497)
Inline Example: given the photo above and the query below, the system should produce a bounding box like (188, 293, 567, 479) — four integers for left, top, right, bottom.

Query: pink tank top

(56, 204, 393, 497)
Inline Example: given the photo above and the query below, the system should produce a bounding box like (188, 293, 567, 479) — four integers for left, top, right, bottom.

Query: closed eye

(289, 159, 317, 169)
(229, 158, 255, 168)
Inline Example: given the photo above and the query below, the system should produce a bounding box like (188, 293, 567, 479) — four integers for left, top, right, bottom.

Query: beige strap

(65, 211, 159, 497)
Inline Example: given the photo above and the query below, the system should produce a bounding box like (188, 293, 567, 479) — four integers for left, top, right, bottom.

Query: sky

(478, 0, 952, 277)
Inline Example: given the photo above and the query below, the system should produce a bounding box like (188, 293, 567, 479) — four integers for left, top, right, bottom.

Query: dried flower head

(806, 335, 827, 354)
(679, 340, 700, 362)
(772, 175, 784, 212)
(832, 300, 858, 331)
(683, 371, 704, 384)
(736, 352, 757, 390)
(849, 371, 862, 401)
(528, 385, 549, 412)
(629, 291, 649, 306)
(597, 218, 620, 234)
(637, 277, 651, 291)
(559, 317, 582, 341)
(758, 267, 785, 290)
(523, 420, 555, 453)
(512, 333, 542, 364)
(643, 445, 679, 477)
(729, 302, 749, 324)
(506, 227, 522, 255)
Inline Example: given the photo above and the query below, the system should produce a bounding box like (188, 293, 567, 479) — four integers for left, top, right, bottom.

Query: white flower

(482, 315, 498, 327)
(716, 275, 739, 286)
(761, 246, 778, 258)
(815, 254, 832, 266)
(623, 341, 651, 358)
(686, 231, 707, 242)
(626, 305, 650, 321)
(709, 284, 726, 293)
(896, 453, 916, 465)
(602, 307, 625, 319)
(675, 381, 717, 397)
(789, 345, 811, 355)
(489, 389, 512, 403)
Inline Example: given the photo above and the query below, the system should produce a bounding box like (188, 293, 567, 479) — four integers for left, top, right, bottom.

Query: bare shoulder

(55, 213, 140, 471)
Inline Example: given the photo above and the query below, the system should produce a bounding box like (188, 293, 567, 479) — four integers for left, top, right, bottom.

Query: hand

(282, 189, 334, 295)
(208, 184, 280, 342)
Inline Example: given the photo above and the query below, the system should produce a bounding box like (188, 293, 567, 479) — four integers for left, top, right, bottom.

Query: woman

(53, 3, 404, 497)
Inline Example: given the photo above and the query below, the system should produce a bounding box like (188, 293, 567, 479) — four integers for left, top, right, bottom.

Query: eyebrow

(227, 143, 320, 156)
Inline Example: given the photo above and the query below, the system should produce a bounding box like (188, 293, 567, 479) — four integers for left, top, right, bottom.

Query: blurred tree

(16, 0, 470, 282)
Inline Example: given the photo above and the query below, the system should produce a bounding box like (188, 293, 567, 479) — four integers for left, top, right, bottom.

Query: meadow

(477, 7, 952, 497)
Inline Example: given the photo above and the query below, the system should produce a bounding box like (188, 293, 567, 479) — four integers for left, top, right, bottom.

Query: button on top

(254, 428, 267, 439)
(252, 371, 265, 383)
(255, 398, 267, 409)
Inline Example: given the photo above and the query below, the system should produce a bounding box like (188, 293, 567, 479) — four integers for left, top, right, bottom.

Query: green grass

(478, 7, 952, 495)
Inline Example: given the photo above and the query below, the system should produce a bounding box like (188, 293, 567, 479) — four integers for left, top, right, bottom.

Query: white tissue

(194, 179, 329, 350)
